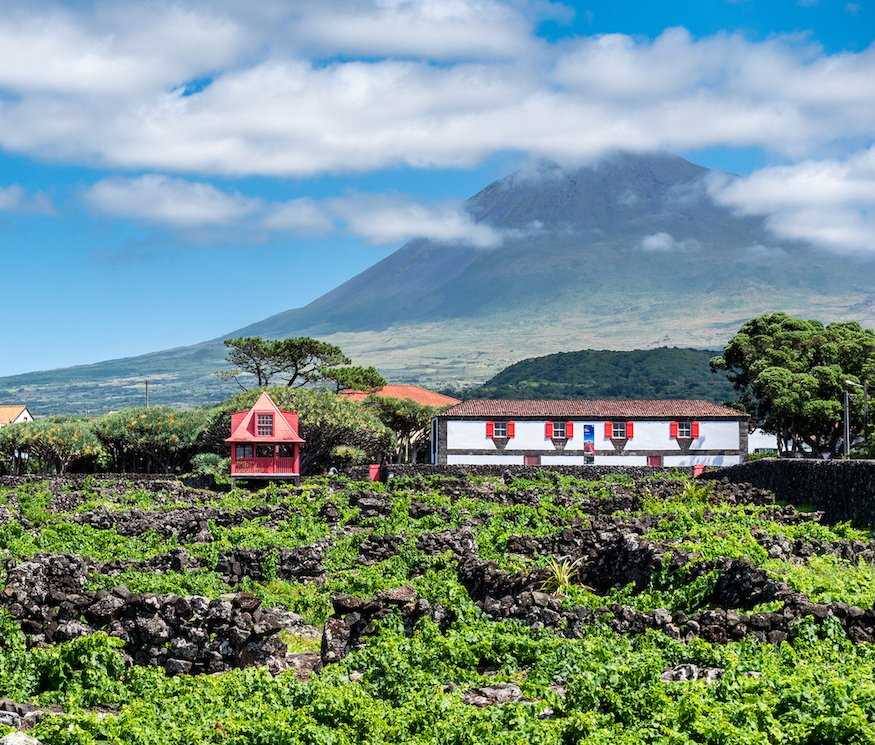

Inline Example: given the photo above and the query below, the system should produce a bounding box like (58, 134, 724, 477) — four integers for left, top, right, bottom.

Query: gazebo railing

(232, 457, 297, 475)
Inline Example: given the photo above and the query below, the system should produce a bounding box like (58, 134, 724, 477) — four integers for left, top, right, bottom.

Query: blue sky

(1, 0, 873, 376)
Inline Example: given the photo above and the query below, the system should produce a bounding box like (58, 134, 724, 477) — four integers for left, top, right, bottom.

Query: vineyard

(1, 470, 875, 743)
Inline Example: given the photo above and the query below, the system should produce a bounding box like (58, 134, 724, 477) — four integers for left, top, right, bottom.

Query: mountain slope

(4, 151, 875, 414)
(460, 347, 735, 402)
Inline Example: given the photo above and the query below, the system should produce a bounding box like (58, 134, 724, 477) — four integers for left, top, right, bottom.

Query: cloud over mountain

(0, 2, 873, 256)
(709, 147, 875, 253)
(85, 175, 501, 247)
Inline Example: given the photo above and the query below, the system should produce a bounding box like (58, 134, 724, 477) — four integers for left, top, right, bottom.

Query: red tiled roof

(442, 399, 746, 418)
(340, 384, 460, 408)
(0, 405, 27, 425)
(225, 392, 304, 443)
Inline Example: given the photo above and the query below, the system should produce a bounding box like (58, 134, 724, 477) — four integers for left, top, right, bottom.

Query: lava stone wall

(701, 459, 875, 526)
(352, 464, 697, 480)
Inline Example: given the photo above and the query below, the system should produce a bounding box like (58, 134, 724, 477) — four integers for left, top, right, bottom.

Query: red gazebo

(225, 392, 304, 480)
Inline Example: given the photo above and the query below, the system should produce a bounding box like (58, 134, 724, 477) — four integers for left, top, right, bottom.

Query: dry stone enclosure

(0, 468, 874, 743)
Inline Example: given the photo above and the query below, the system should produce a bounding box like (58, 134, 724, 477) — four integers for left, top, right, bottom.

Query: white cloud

(83, 174, 502, 247)
(288, 0, 543, 60)
(0, 184, 54, 214)
(708, 147, 875, 254)
(328, 194, 503, 246)
(85, 175, 258, 227)
(0, 10, 872, 177)
(0, 3, 248, 96)
(639, 232, 700, 252)
(262, 199, 333, 233)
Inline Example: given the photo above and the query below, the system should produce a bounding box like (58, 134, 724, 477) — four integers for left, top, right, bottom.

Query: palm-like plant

(542, 557, 583, 596)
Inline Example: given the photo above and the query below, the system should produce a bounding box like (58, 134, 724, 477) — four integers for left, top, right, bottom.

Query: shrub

(331, 445, 370, 468)
(94, 407, 208, 473)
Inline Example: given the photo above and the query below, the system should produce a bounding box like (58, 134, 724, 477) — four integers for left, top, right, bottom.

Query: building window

(493, 421, 508, 438)
(552, 421, 566, 439)
(255, 444, 274, 458)
(256, 413, 274, 436)
(677, 421, 692, 438)
(612, 421, 626, 439)
(235, 445, 254, 459)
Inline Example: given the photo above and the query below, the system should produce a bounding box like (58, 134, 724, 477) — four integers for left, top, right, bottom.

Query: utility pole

(845, 380, 864, 458)
(864, 380, 870, 444)
(145, 379, 149, 408)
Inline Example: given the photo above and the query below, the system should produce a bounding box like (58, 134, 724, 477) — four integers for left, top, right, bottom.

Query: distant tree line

(0, 336, 447, 475)
(454, 347, 735, 402)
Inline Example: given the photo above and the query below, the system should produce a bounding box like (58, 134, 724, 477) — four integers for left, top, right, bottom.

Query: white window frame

(677, 421, 692, 438)
(612, 421, 626, 439)
(493, 421, 508, 438)
(552, 421, 566, 439)
(256, 413, 274, 437)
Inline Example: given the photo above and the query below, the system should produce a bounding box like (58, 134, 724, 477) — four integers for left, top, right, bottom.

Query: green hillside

(462, 347, 736, 401)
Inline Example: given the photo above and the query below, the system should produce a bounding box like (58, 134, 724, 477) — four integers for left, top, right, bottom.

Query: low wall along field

(1, 465, 875, 742)
(702, 459, 875, 526)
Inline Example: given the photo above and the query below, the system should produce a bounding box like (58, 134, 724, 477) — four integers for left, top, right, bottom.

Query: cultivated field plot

(1, 472, 875, 743)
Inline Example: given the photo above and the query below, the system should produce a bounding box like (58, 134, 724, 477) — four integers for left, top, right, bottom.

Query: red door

(647, 455, 663, 467)
(524, 455, 541, 466)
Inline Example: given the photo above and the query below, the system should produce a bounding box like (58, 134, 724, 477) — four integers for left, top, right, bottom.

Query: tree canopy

(321, 365, 387, 393)
(711, 313, 875, 455)
(363, 396, 440, 463)
(94, 406, 208, 473)
(221, 337, 350, 389)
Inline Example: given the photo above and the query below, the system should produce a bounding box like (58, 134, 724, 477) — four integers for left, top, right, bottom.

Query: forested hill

(460, 347, 736, 402)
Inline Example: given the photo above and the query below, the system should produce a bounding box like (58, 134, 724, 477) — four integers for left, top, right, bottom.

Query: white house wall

(444, 419, 741, 452)
(447, 454, 525, 465)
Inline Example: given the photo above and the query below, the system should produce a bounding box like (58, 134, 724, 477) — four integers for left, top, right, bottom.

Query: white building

(432, 399, 748, 467)
(748, 428, 778, 455)
(0, 404, 33, 428)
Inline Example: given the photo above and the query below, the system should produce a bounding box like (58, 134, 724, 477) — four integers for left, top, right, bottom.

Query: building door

(647, 455, 663, 467)
(524, 455, 541, 466)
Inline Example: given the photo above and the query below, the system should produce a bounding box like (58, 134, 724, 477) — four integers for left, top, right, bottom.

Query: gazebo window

(256, 413, 274, 436)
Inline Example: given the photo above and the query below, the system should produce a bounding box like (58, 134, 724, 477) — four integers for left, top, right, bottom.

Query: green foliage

(765, 555, 875, 607)
(331, 445, 370, 467)
(458, 347, 735, 401)
(94, 406, 208, 473)
(4, 418, 107, 475)
(322, 365, 387, 393)
(202, 386, 394, 473)
(363, 396, 441, 463)
(711, 312, 875, 455)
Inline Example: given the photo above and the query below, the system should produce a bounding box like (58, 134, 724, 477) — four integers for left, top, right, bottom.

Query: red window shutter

(670, 421, 679, 438)
(507, 421, 515, 438)
(691, 421, 700, 438)
(604, 421, 613, 439)
(486, 421, 494, 438)
(566, 421, 574, 438)
(545, 421, 554, 438)
(626, 421, 635, 438)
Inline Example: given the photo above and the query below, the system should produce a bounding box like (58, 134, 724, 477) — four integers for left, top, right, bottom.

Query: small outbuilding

(226, 392, 304, 480)
(0, 404, 33, 428)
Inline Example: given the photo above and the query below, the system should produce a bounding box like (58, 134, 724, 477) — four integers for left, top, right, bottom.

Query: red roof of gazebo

(225, 392, 304, 444)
